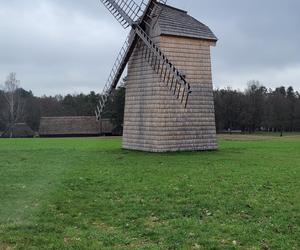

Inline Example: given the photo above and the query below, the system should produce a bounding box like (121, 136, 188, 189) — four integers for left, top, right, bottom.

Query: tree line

(215, 81, 300, 134)
(1, 74, 300, 134)
(0, 73, 125, 134)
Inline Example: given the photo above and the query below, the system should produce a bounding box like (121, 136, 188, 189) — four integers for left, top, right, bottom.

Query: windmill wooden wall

(123, 35, 218, 152)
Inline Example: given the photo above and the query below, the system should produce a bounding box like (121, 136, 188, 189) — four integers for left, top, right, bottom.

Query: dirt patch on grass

(92, 220, 116, 232)
(144, 216, 167, 228)
(218, 134, 276, 141)
(0, 243, 13, 250)
(218, 134, 300, 141)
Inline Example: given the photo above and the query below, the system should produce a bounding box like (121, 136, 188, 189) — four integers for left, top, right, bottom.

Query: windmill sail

(95, 33, 137, 119)
(96, 0, 191, 119)
(96, 0, 144, 119)
(100, 0, 144, 28)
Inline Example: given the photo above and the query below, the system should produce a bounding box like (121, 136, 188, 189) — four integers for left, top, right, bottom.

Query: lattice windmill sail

(96, 0, 219, 152)
(96, 0, 190, 119)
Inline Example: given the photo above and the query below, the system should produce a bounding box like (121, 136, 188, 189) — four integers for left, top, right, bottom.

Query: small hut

(39, 116, 114, 137)
(1, 123, 34, 138)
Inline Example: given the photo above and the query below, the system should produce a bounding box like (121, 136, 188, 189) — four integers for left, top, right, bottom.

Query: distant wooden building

(1, 123, 34, 138)
(39, 116, 114, 137)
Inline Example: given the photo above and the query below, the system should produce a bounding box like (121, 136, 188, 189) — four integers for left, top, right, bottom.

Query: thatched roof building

(1, 123, 34, 138)
(39, 116, 114, 137)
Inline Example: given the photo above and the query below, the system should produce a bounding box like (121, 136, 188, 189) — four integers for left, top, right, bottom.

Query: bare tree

(0, 73, 25, 138)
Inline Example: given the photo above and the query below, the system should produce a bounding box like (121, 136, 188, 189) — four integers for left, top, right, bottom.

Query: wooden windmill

(96, 0, 218, 152)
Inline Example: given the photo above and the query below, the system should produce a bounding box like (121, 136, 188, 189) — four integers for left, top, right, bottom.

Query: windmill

(96, 0, 218, 152)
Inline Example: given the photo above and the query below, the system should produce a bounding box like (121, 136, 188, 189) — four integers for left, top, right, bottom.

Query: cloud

(0, 0, 127, 95)
(188, 0, 300, 90)
(213, 63, 300, 91)
(0, 0, 299, 95)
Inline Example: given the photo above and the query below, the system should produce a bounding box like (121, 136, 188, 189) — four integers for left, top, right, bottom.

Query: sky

(0, 0, 300, 96)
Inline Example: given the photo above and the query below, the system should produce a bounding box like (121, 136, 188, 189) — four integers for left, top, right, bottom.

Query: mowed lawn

(0, 136, 299, 250)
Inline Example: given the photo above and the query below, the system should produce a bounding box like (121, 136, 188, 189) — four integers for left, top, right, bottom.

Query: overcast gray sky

(0, 0, 299, 96)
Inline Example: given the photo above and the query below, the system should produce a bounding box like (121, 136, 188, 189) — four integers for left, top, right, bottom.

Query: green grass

(0, 137, 299, 250)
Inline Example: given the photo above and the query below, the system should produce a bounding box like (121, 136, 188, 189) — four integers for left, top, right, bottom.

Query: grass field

(0, 135, 299, 249)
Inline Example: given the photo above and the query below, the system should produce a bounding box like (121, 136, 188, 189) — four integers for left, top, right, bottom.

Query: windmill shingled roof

(156, 3, 218, 41)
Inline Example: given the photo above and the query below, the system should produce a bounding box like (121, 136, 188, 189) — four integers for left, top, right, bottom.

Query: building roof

(155, 3, 217, 41)
(39, 116, 101, 136)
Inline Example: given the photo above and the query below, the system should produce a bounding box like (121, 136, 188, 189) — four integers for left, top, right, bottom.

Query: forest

(0, 74, 300, 134)
(214, 81, 300, 133)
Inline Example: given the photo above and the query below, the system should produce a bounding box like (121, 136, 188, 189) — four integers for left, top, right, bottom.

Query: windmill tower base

(122, 35, 218, 152)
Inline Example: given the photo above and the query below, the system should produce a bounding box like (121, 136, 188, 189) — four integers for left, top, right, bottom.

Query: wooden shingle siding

(123, 33, 218, 152)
